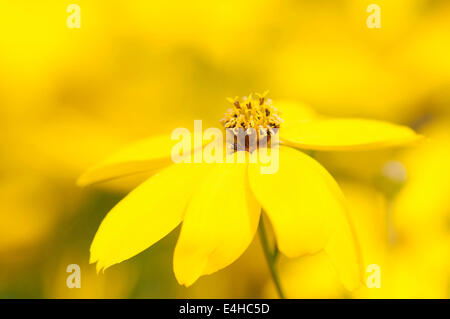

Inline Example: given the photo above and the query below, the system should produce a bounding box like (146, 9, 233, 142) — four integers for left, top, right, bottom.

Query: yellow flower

(78, 94, 420, 290)
(392, 118, 450, 243)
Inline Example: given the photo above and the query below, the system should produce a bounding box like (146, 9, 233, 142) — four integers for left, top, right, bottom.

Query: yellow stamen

(221, 92, 282, 152)
(221, 92, 282, 132)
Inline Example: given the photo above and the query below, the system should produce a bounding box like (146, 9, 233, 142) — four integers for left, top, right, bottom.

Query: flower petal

(281, 118, 421, 151)
(248, 146, 362, 290)
(90, 162, 211, 271)
(324, 213, 363, 291)
(78, 135, 179, 186)
(173, 159, 261, 286)
(248, 146, 342, 257)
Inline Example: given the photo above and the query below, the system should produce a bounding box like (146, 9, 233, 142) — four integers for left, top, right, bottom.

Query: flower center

(221, 92, 282, 152)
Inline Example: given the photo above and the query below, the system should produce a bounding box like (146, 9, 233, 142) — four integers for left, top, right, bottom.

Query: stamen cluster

(221, 92, 282, 152)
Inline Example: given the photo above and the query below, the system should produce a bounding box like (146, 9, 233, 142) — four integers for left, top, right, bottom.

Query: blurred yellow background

(0, 0, 449, 298)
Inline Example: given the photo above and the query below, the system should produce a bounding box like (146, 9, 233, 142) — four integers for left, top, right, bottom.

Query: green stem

(258, 217, 285, 299)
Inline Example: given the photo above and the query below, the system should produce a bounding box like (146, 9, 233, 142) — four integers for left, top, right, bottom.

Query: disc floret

(221, 92, 282, 152)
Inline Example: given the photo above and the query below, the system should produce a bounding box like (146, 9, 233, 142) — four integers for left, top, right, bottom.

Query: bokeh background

(1, 0, 449, 298)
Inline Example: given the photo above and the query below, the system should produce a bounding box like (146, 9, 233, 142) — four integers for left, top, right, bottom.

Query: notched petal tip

(94, 265, 103, 276)
(92, 257, 113, 275)
(174, 275, 195, 288)
(173, 253, 207, 288)
(90, 248, 107, 274)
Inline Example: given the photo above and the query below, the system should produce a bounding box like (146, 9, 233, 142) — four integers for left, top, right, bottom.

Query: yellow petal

(281, 118, 421, 151)
(90, 162, 211, 271)
(249, 146, 362, 290)
(392, 122, 450, 241)
(77, 135, 179, 186)
(248, 146, 343, 256)
(173, 158, 261, 286)
(324, 213, 363, 291)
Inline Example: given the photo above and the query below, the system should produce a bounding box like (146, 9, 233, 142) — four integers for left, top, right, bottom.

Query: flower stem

(258, 216, 285, 299)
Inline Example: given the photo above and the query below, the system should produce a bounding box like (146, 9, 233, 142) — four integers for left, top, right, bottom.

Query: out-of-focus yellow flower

(269, 0, 430, 123)
(354, 118, 450, 298)
(280, 238, 450, 299)
(0, 174, 79, 260)
(393, 2, 450, 101)
(79, 96, 419, 290)
(392, 118, 450, 242)
(353, 118, 450, 298)
(314, 149, 399, 186)
(273, 43, 424, 122)
(268, 179, 448, 299)
(355, 236, 450, 299)
(44, 254, 137, 299)
(0, 1, 109, 117)
(109, 0, 269, 61)
(0, 177, 54, 257)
